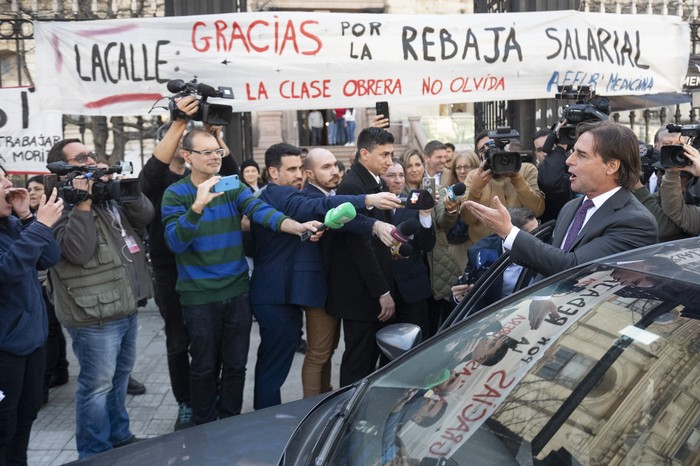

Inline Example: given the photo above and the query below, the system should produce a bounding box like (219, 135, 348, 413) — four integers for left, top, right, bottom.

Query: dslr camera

(483, 127, 522, 175)
(46, 161, 140, 205)
(660, 123, 700, 168)
(553, 86, 611, 147)
(167, 76, 234, 126)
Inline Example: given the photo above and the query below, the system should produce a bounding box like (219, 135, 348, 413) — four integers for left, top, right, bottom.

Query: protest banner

(33, 10, 689, 115)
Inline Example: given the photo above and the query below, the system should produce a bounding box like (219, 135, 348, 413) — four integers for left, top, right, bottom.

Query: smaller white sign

(0, 88, 63, 174)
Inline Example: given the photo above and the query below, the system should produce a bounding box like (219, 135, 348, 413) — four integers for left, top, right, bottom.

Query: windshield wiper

(311, 379, 370, 466)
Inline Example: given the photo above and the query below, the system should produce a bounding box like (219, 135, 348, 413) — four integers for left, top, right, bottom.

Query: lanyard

(107, 201, 127, 238)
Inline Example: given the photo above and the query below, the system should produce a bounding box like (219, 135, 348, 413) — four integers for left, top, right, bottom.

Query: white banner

(0, 88, 62, 174)
(34, 11, 689, 115)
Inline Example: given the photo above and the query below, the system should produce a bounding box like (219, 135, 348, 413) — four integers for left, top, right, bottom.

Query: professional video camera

(167, 76, 234, 126)
(46, 161, 140, 205)
(554, 85, 611, 147)
(483, 127, 522, 175)
(660, 123, 700, 168)
(639, 143, 660, 185)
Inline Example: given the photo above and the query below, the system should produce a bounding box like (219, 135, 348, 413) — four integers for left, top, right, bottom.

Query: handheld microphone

(446, 182, 466, 201)
(300, 202, 357, 241)
(391, 242, 414, 259)
(398, 243, 413, 256)
(390, 218, 420, 244)
(398, 189, 435, 210)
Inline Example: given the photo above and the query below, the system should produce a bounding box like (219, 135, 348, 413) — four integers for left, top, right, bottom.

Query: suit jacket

(391, 208, 435, 304)
(510, 188, 659, 277)
(326, 162, 394, 321)
(302, 183, 377, 273)
(250, 183, 370, 307)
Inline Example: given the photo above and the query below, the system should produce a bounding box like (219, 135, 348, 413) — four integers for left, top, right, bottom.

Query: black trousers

(0, 346, 45, 466)
(339, 319, 383, 387)
(153, 264, 191, 404)
(395, 293, 430, 343)
(43, 288, 68, 391)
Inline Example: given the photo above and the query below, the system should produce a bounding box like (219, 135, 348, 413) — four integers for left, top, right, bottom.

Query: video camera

(483, 127, 522, 175)
(167, 77, 234, 126)
(660, 123, 700, 168)
(639, 143, 660, 185)
(46, 161, 140, 205)
(551, 86, 611, 147)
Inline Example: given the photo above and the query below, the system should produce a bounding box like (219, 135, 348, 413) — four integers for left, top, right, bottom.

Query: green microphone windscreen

(324, 202, 357, 229)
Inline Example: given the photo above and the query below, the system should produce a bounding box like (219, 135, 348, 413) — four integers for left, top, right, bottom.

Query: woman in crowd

(25, 176, 70, 404)
(400, 148, 462, 337)
(241, 159, 264, 193)
(445, 149, 480, 270)
(402, 148, 426, 192)
(0, 165, 63, 465)
(381, 158, 435, 337)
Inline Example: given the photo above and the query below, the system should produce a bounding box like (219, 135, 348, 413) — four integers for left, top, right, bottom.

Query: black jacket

(326, 162, 394, 321)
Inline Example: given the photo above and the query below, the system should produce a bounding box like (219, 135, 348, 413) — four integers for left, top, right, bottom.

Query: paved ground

(28, 300, 342, 465)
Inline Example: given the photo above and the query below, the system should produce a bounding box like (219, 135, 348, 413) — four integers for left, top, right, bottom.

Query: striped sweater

(162, 175, 287, 305)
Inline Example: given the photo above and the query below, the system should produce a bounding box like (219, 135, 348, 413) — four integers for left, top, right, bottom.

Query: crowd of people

(4, 96, 700, 463)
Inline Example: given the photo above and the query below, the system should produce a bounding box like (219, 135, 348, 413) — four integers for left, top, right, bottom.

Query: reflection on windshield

(330, 247, 700, 466)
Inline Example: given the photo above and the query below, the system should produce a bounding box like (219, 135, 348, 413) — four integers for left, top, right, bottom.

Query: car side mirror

(376, 323, 422, 361)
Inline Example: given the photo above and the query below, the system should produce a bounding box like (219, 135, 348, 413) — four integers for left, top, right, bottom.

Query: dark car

(76, 238, 700, 465)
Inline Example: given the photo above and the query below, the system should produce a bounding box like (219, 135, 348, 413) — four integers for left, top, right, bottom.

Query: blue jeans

(328, 121, 337, 145)
(346, 120, 356, 144)
(182, 295, 252, 425)
(253, 303, 303, 409)
(67, 312, 137, 459)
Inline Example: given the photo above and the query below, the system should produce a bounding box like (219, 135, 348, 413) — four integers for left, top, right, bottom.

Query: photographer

(46, 140, 154, 459)
(462, 130, 544, 244)
(630, 137, 689, 242)
(537, 123, 576, 223)
(660, 143, 700, 235)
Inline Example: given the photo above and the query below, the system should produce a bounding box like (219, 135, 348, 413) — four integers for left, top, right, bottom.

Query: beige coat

(462, 163, 545, 244)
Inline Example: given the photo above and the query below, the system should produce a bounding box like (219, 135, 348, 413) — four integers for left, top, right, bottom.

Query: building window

(536, 347, 596, 391)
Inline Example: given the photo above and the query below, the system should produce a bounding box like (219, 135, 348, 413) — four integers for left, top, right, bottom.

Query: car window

(328, 250, 700, 466)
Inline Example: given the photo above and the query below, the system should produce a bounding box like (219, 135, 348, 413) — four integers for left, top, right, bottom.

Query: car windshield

(328, 244, 700, 465)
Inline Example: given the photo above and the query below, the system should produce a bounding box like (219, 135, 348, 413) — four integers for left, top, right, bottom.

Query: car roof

(596, 237, 700, 287)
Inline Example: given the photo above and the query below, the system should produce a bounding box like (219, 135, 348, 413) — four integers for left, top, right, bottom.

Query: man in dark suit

(300, 147, 395, 398)
(327, 127, 397, 386)
(465, 121, 659, 277)
(251, 143, 400, 409)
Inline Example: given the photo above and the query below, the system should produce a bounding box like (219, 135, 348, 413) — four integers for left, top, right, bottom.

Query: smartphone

(212, 174, 240, 193)
(43, 174, 58, 197)
(375, 101, 390, 128)
(422, 176, 436, 200)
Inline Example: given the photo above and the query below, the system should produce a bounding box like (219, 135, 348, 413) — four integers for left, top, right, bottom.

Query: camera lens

(660, 145, 688, 168)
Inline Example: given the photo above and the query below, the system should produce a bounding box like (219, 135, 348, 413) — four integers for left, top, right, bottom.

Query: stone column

(256, 111, 284, 149)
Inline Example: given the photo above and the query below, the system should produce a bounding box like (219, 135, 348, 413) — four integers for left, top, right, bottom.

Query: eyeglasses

(455, 165, 470, 172)
(68, 152, 96, 164)
(187, 148, 226, 158)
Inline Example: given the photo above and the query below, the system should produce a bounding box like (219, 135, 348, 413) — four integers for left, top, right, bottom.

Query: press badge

(124, 235, 141, 254)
